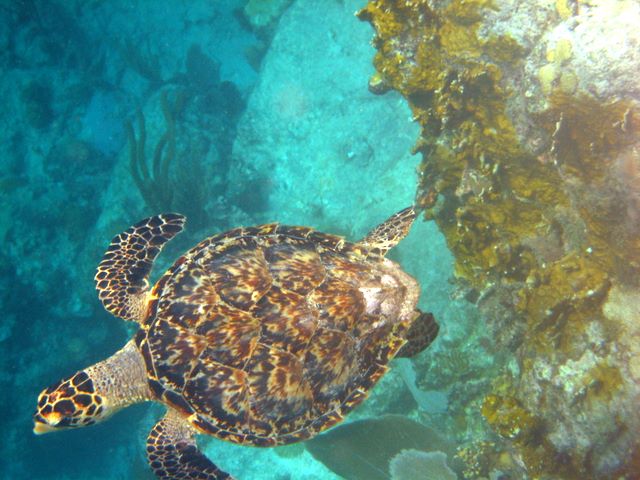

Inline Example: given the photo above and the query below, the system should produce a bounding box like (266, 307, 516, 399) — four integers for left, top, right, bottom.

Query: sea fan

(389, 449, 457, 480)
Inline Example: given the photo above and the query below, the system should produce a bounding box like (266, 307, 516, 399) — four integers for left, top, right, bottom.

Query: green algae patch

(481, 394, 538, 440)
(481, 393, 563, 477)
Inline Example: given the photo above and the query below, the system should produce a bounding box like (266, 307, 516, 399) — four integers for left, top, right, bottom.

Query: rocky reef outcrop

(359, 0, 640, 478)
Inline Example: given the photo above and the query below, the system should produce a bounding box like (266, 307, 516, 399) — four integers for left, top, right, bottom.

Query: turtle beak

(33, 421, 56, 435)
(33, 415, 56, 435)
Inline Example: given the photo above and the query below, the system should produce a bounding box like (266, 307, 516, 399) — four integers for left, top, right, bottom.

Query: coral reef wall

(359, 0, 640, 478)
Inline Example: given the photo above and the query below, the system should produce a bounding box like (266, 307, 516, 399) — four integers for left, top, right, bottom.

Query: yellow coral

(558, 71, 578, 94)
(555, 0, 573, 19)
(538, 63, 560, 95)
(555, 38, 573, 61)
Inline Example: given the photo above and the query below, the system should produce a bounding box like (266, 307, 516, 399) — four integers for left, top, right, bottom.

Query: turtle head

(33, 370, 111, 434)
(34, 340, 152, 435)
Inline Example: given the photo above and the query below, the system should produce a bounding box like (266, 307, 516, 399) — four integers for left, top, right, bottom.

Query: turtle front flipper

(359, 206, 416, 256)
(147, 409, 234, 480)
(95, 213, 185, 322)
(396, 311, 439, 358)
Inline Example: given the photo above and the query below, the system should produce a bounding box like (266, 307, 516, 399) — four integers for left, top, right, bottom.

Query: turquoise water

(7, 1, 637, 479)
(1, 2, 463, 478)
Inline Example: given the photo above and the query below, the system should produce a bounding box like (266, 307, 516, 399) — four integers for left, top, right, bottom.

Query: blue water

(1, 1, 474, 479)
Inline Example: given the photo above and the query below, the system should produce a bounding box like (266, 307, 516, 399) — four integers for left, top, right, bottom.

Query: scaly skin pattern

(34, 341, 151, 433)
(95, 213, 185, 322)
(147, 409, 234, 480)
(34, 371, 103, 430)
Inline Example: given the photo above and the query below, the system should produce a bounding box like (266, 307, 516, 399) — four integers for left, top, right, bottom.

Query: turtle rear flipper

(396, 311, 439, 358)
(147, 409, 233, 480)
(359, 206, 416, 256)
(95, 213, 185, 322)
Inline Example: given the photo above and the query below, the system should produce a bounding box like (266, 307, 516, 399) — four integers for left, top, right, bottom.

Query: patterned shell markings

(135, 223, 409, 446)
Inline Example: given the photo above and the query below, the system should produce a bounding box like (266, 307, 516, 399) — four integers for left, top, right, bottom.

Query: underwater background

(1, 0, 639, 479)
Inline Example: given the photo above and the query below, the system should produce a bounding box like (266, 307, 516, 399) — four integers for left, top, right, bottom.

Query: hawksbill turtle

(34, 207, 438, 479)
